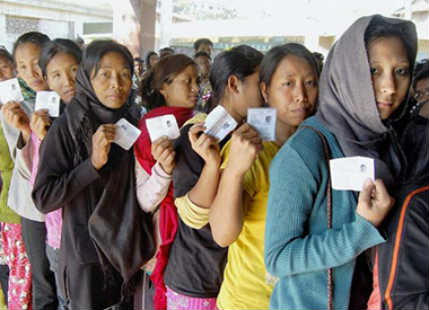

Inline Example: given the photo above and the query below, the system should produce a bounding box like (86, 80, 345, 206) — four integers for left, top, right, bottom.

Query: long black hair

(82, 40, 134, 79)
(209, 45, 263, 105)
(39, 39, 82, 77)
(12, 31, 50, 62)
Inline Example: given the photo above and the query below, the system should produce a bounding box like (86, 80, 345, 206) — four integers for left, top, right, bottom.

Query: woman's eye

(284, 81, 293, 87)
(305, 80, 317, 87)
(370, 67, 378, 74)
(396, 68, 409, 76)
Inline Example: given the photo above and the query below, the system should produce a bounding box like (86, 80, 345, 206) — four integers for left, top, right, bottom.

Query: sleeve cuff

(153, 162, 172, 179)
(73, 158, 100, 188)
(354, 213, 386, 250)
(176, 194, 210, 229)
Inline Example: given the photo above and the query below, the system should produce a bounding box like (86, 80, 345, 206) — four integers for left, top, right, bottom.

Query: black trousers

(21, 217, 58, 310)
(0, 264, 9, 305)
(65, 261, 123, 310)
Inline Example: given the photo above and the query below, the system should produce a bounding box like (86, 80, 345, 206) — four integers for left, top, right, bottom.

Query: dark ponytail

(209, 45, 263, 106)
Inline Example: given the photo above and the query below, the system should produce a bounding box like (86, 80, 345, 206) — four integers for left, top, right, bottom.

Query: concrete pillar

(112, 0, 157, 58)
(0, 14, 7, 50)
(141, 0, 157, 55)
(158, 0, 173, 49)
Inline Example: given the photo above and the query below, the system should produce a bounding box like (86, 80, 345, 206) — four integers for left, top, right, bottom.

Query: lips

(377, 101, 393, 108)
(63, 89, 75, 98)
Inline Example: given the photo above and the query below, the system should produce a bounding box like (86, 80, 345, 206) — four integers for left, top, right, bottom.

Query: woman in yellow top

(209, 43, 320, 310)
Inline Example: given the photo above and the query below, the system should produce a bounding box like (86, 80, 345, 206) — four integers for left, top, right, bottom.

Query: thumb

(358, 179, 375, 206)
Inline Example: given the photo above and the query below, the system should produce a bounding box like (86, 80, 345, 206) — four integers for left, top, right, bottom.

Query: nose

(110, 73, 121, 89)
(294, 82, 308, 104)
(379, 72, 396, 96)
(64, 72, 74, 87)
(191, 80, 199, 94)
(30, 65, 42, 79)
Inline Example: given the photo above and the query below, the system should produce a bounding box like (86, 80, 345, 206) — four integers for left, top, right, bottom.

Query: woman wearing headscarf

(32, 40, 155, 309)
(265, 15, 417, 309)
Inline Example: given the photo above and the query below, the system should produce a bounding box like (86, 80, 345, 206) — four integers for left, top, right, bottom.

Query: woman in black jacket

(367, 101, 428, 310)
(32, 40, 155, 309)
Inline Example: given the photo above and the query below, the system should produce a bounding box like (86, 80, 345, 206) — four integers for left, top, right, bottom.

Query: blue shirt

(265, 116, 385, 310)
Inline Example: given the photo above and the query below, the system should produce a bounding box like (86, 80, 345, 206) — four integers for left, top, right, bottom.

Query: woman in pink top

(29, 39, 82, 309)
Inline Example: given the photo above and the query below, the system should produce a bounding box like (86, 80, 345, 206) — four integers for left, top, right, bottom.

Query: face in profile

(262, 54, 318, 128)
(46, 52, 79, 104)
(367, 36, 410, 120)
(160, 64, 200, 109)
(90, 51, 132, 109)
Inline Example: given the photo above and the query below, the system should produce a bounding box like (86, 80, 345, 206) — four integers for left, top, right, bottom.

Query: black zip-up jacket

(369, 115, 428, 310)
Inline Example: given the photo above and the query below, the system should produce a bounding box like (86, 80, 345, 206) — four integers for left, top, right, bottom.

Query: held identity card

(35, 91, 61, 117)
(247, 108, 277, 141)
(330, 156, 375, 191)
(114, 118, 142, 150)
(145, 114, 180, 142)
(204, 105, 238, 142)
(0, 78, 24, 104)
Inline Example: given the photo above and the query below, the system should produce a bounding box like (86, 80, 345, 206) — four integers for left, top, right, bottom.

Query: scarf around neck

(134, 105, 193, 310)
(72, 65, 155, 300)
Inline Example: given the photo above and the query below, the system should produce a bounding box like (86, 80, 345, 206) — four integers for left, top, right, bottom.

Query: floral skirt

(1, 222, 32, 310)
(166, 286, 217, 310)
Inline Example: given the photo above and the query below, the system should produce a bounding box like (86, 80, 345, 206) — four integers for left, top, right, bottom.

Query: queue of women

(0, 13, 427, 310)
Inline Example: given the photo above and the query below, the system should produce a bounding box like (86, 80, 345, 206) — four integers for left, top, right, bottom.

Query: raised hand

(30, 109, 51, 140)
(91, 124, 116, 170)
(188, 123, 221, 167)
(226, 123, 263, 176)
(356, 179, 395, 227)
(151, 136, 175, 174)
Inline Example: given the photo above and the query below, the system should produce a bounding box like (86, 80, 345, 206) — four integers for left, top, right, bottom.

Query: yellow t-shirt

(217, 141, 279, 310)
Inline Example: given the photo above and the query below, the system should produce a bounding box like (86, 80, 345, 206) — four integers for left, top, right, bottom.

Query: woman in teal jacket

(265, 15, 417, 310)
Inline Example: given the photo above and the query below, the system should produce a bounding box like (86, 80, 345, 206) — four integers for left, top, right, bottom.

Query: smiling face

(160, 64, 200, 109)
(46, 52, 79, 104)
(15, 42, 49, 91)
(368, 36, 411, 120)
(90, 51, 132, 109)
(262, 54, 318, 127)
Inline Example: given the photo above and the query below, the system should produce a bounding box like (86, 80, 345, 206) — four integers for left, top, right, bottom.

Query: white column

(0, 14, 7, 49)
(158, 0, 173, 49)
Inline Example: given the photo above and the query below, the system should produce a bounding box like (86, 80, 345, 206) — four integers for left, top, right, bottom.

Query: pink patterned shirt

(30, 133, 62, 249)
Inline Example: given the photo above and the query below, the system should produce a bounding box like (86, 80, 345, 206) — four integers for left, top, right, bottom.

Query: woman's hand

(188, 123, 221, 168)
(356, 179, 395, 227)
(30, 109, 51, 140)
(91, 124, 116, 170)
(226, 123, 263, 176)
(151, 136, 175, 174)
(1, 101, 31, 139)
